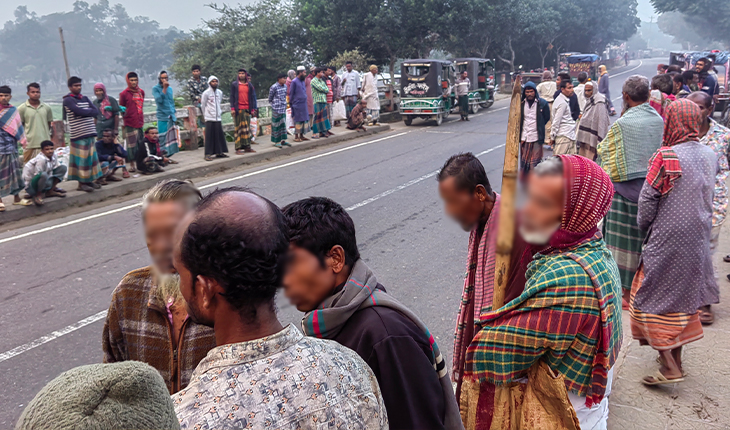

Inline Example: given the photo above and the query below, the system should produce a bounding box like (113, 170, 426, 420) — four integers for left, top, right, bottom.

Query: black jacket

(520, 82, 551, 145)
(229, 80, 258, 115)
(331, 285, 447, 430)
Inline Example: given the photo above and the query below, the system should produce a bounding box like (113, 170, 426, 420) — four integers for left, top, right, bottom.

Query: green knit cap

(16, 361, 180, 430)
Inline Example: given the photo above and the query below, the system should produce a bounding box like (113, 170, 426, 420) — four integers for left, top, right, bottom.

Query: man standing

(152, 71, 178, 157)
(230, 68, 258, 154)
(362, 65, 380, 125)
(63, 77, 102, 193)
(103, 180, 216, 394)
(290, 66, 310, 142)
(22, 140, 67, 206)
(688, 91, 730, 324)
(573, 71, 588, 112)
(519, 81, 551, 177)
(119, 72, 145, 173)
(695, 57, 718, 99)
(186, 64, 208, 106)
(305, 66, 315, 128)
(536, 71, 556, 139)
(597, 75, 664, 308)
(200, 76, 227, 161)
(550, 80, 577, 155)
(598, 65, 617, 115)
(282, 197, 462, 430)
(460, 155, 622, 430)
(346, 98, 368, 131)
(326, 66, 342, 126)
(17, 83, 53, 163)
(576, 81, 609, 161)
(456, 70, 471, 121)
(341, 61, 361, 119)
(553, 73, 581, 121)
(172, 188, 388, 430)
(0, 86, 31, 211)
(310, 68, 332, 139)
(269, 74, 291, 148)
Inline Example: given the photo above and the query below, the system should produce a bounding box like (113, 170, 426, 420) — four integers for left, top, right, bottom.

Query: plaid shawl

(0, 105, 27, 149)
(646, 148, 682, 196)
(302, 259, 464, 430)
(576, 83, 609, 152)
(464, 234, 623, 407)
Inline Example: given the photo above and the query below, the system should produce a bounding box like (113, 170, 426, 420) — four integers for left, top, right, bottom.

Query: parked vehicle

(399, 59, 455, 126)
(567, 54, 600, 83)
(451, 58, 496, 112)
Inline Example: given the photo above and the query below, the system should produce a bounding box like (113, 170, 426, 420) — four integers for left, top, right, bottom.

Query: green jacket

(311, 77, 329, 104)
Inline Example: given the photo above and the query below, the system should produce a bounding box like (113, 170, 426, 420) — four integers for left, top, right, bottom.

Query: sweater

(229, 80, 258, 115)
(95, 140, 128, 163)
(118, 88, 146, 129)
(62, 94, 99, 141)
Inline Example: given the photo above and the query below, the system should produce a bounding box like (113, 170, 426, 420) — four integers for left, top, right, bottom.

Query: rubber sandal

(205, 156, 214, 162)
(273, 143, 283, 148)
(13, 198, 33, 206)
(724, 254, 730, 263)
(0, 202, 5, 212)
(699, 306, 714, 325)
(642, 370, 684, 386)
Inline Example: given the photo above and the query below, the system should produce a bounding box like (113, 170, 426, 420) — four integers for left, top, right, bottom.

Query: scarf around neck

(302, 259, 464, 430)
(0, 104, 27, 149)
(94, 82, 112, 119)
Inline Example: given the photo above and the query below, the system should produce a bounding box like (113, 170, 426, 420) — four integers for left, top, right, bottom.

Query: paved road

(0, 59, 655, 426)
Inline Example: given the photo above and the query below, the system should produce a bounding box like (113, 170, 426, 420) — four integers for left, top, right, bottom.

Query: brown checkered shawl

(102, 266, 216, 393)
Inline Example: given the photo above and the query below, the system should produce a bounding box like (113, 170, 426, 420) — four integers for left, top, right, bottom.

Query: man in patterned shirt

(186, 64, 208, 106)
(688, 91, 730, 324)
(171, 187, 388, 430)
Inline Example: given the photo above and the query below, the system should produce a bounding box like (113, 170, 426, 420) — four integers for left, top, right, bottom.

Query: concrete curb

(0, 125, 391, 226)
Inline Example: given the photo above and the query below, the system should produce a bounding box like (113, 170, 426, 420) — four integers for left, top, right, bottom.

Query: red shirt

(326, 79, 333, 104)
(238, 83, 249, 111)
(119, 87, 146, 129)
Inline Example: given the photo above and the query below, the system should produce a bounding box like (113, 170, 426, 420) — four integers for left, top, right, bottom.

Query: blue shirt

(268, 83, 287, 115)
(152, 84, 176, 121)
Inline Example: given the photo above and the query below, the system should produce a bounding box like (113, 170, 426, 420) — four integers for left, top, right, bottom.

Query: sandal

(642, 370, 684, 386)
(699, 305, 714, 325)
(122, 171, 130, 178)
(205, 155, 214, 162)
(32, 195, 44, 206)
(273, 143, 283, 148)
(0, 202, 5, 212)
(45, 190, 66, 198)
(724, 254, 730, 263)
(13, 198, 33, 206)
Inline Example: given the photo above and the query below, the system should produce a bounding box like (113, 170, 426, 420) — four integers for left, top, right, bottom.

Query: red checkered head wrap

(663, 99, 702, 147)
(548, 155, 615, 249)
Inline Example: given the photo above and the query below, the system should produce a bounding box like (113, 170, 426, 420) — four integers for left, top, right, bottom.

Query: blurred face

(316, 71, 324, 78)
(94, 88, 105, 99)
(146, 128, 159, 141)
(144, 201, 189, 274)
(438, 176, 489, 231)
(128, 77, 139, 89)
(371, 67, 378, 75)
(690, 98, 713, 120)
(69, 83, 82, 95)
(42, 145, 55, 158)
(695, 60, 705, 73)
(519, 173, 563, 245)
(210, 79, 218, 89)
(0, 93, 10, 105)
(562, 82, 574, 97)
(278, 77, 286, 85)
(346, 63, 353, 72)
(283, 244, 340, 312)
(102, 131, 114, 144)
(297, 70, 306, 79)
(27, 87, 41, 101)
(160, 73, 169, 84)
(524, 88, 536, 101)
(584, 85, 594, 98)
(238, 71, 246, 81)
(555, 76, 562, 86)
(192, 69, 201, 78)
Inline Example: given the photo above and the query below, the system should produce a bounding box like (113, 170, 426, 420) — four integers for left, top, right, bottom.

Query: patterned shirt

(310, 77, 329, 104)
(173, 324, 388, 430)
(700, 119, 730, 226)
(268, 83, 287, 115)
(187, 76, 209, 105)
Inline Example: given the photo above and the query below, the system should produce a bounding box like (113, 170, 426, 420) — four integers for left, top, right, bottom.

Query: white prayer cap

(297, 66, 306, 71)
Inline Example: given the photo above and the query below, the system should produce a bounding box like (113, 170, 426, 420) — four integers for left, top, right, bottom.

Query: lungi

(343, 96, 358, 118)
(123, 126, 142, 162)
(0, 152, 24, 198)
(158, 118, 179, 156)
(270, 113, 287, 143)
(630, 265, 704, 350)
(367, 108, 380, 124)
(295, 121, 309, 135)
(204, 121, 228, 156)
(234, 110, 252, 150)
(26, 165, 67, 196)
(312, 103, 331, 134)
(67, 137, 102, 183)
(459, 95, 469, 119)
(577, 142, 598, 161)
(520, 141, 543, 178)
(603, 193, 645, 291)
(552, 135, 577, 155)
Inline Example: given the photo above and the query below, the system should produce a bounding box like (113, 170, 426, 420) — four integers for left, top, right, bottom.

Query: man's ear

(474, 184, 489, 202)
(327, 245, 347, 274)
(196, 275, 222, 310)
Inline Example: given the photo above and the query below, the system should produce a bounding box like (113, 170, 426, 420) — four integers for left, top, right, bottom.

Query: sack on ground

(333, 100, 347, 121)
(55, 146, 70, 180)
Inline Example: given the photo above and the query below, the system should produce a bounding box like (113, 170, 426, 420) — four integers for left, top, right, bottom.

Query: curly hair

(180, 187, 289, 317)
(282, 197, 360, 268)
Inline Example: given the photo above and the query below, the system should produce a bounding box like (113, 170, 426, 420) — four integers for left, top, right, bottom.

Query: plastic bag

(250, 117, 258, 141)
(55, 146, 70, 181)
(286, 107, 295, 135)
(333, 100, 347, 121)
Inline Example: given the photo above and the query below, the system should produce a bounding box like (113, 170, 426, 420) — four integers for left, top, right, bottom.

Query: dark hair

(682, 70, 696, 81)
(345, 61, 353, 65)
(558, 72, 571, 83)
(102, 128, 114, 135)
(672, 73, 685, 85)
(283, 197, 360, 268)
(707, 54, 716, 62)
(180, 187, 289, 315)
(127, 72, 138, 79)
(661, 64, 669, 71)
(577, 71, 588, 83)
(144, 126, 158, 134)
(67, 76, 82, 87)
(276, 73, 287, 80)
(697, 57, 710, 68)
(437, 152, 493, 195)
(651, 74, 673, 95)
(191, 64, 201, 71)
(0, 85, 11, 94)
(314, 67, 323, 75)
(40, 140, 54, 149)
(666, 64, 682, 73)
(559, 79, 571, 89)
(327, 66, 336, 71)
(238, 68, 247, 73)
(27, 82, 40, 91)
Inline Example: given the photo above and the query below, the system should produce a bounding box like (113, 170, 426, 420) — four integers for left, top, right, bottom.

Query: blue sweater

(95, 140, 128, 162)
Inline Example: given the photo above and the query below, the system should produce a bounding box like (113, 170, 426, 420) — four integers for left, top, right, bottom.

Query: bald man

(688, 92, 730, 325)
(171, 187, 388, 429)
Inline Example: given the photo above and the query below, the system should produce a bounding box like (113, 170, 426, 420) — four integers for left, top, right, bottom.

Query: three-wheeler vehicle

(400, 59, 455, 126)
(451, 58, 497, 112)
(567, 53, 600, 83)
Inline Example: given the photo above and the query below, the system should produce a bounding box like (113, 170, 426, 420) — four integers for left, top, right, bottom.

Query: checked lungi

(343, 96, 358, 118)
(270, 112, 287, 143)
(123, 126, 142, 163)
(295, 121, 309, 135)
(67, 137, 102, 183)
(312, 103, 331, 134)
(158, 117, 179, 157)
(458, 95, 469, 119)
(603, 193, 646, 291)
(519, 140, 543, 178)
(0, 152, 24, 198)
(26, 165, 67, 197)
(234, 110, 253, 150)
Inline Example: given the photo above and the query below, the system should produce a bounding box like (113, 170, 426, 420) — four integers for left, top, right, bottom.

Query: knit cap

(16, 361, 180, 430)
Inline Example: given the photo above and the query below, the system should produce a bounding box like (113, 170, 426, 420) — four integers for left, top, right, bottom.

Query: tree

(170, 0, 307, 93)
(657, 12, 717, 50)
(328, 49, 374, 71)
(651, 0, 730, 47)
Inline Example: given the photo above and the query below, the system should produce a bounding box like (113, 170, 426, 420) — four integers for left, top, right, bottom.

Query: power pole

(58, 27, 71, 82)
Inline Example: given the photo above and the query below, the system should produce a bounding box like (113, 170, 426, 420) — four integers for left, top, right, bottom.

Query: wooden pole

(58, 27, 71, 83)
(491, 77, 523, 310)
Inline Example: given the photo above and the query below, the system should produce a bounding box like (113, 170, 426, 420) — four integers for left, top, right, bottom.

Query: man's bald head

(687, 91, 713, 109)
(175, 187, 289, 320)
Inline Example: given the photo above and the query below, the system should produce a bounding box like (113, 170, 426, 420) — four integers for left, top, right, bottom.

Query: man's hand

(163, 157, 170, 163)
(114, 155, 124, 163)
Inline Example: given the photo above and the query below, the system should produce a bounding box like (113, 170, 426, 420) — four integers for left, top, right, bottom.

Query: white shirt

(521, 100, 539, 142)
(537, 80, 556, 103)
(574, 83, 586, 112)
(340, 70, 361, 96)
(551, 93, 576, 140)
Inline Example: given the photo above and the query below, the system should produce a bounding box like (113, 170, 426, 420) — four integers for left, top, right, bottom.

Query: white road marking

(0, 142, 508, 363)
(0, 132, 409, 246)
(611, 60, 644, 77)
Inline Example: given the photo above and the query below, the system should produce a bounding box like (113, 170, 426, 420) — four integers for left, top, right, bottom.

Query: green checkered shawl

(464, 236, 623, 406)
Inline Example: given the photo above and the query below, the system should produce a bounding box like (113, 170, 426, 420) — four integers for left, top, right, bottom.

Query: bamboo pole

(491, 77, 523, 310)
(58, 27, 71, 83)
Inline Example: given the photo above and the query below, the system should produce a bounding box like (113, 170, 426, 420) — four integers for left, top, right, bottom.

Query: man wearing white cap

(361, 65, 380, 125)
(290, 66, 310, 142)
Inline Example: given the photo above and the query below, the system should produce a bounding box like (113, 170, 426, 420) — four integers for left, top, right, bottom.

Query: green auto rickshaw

(400, 59, 455, 126)
(451, 58, 496, 112)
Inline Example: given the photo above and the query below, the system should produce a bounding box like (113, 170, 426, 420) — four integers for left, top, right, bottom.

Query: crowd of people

(0, 62, 383, 212)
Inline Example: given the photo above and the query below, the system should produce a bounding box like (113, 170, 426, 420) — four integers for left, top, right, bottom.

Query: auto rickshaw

(451, 58, 496, 112)
(558, 52, 581, 75)
(400, 59, 455, 126)
(567, 54, 600, 83)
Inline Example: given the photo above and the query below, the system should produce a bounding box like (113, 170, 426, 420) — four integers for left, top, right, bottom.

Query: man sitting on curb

(21, 140, 67, 206)
(95, 128, 128, 183)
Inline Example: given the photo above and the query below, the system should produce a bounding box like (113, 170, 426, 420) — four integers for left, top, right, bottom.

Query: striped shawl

(464, 235, 623, 406)
(0, 105, 27, 149)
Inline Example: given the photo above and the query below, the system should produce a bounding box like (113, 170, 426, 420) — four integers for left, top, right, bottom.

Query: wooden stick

(491, 77, 523, 310)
